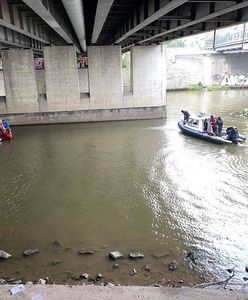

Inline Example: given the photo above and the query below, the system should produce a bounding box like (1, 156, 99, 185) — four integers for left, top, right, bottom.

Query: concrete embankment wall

(167, 51, 248, 90)
(0, 45, 166, 124)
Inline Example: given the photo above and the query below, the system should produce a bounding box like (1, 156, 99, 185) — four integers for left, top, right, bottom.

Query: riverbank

(0, 285, 247, 300)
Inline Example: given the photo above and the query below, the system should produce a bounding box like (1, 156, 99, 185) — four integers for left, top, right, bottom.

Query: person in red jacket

(0, 119, 13, 141)
(210, 115, 218, 134)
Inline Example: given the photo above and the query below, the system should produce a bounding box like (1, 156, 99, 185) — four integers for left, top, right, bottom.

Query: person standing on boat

(181, 110, 190, 124)
(210, 115, 217, 134)
(217, 117, 223, 136)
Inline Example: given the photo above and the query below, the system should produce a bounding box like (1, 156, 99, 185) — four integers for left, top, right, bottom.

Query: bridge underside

(0, 1, 248, 52)
(0, 0, 248, 124)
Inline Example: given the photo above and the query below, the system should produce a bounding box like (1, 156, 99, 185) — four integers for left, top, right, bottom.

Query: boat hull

(178, 121, 231, 144)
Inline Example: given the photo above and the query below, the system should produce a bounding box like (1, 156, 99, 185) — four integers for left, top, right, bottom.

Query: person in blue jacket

(2, 119, 10, 130)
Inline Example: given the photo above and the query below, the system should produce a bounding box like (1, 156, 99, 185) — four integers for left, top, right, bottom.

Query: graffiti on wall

(34, 58, 44, 70)
(220, 74, 248, 86)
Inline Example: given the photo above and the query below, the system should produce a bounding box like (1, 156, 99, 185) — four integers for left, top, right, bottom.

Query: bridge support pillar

(43, 46, 80, 110)
(88, 46, 123, 108)
(130, 45, 166, 108)
(2, 49, 39, 113)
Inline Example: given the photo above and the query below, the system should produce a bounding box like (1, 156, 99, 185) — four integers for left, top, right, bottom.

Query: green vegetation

(122, 56, 129, 69)
(188, 82, 204, 91)
(207, 85, 230, 91)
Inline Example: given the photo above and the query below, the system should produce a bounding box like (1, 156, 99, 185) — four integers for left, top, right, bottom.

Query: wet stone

(88, 277, 96, 283)
(0, 250, 12, 260)
(23, 249, 39, 256)
(78, 249, 94, 255)
(144, 264, 152, 272)
(109, 251, 123, 260)
(106, 282, 115, 287)
(12, 280, 22, 285)
(186, 251, 197, 264)
(80, 273, 89, 279)
(243, 277, 248, 281)
(25, 281, 33, 285)
(129, 252, 144, 259)
(53, 240, 62, 247)
(246, 266, 248, 273)
(0, 279, 6, 284)
(154, 284, 162, 287)
(169, 260, 179, 271)
(96, 273, 103, 279)
(37, 278, 46, 284)
(130, 269, 137, 276)
(112, 263, 119, 269)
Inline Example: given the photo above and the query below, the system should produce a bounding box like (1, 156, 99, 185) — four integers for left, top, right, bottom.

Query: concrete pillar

(2, 49, 39, 113)
(88, 46, 123, 108)
(130, 45, 166, 107)
(44, 46, 80, 110)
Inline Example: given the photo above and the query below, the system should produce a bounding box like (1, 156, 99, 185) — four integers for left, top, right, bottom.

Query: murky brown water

(0, 90, 248, 286)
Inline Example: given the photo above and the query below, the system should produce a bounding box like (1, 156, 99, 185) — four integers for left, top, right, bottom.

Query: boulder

(0, 250, 12, 260)
(23, 249, 39, 256)
(109, 251, 123, 260)
(25, 281, 33, 285)
(129, 252, 144, 259)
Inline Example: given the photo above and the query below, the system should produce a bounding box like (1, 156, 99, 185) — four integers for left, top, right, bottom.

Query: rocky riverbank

(1, 243, 248, 290)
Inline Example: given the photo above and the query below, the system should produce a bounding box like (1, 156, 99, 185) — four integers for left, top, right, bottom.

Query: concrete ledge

(0, 285, 247, 300)
(0, 105, 166, 125)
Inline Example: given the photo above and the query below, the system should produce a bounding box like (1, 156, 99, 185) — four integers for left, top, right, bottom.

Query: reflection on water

(0, 90, 247, 285)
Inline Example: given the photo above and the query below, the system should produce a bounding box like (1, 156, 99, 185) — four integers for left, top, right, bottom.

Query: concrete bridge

(0, 0, 248, 124)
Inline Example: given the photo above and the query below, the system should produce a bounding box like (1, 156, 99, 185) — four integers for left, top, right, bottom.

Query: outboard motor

(226, 127, 239, 144)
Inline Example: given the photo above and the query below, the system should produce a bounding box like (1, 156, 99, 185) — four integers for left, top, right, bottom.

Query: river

(0, 89, 247, 286)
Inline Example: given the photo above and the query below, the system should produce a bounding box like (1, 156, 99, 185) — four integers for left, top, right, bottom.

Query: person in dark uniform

(217, 117, 223, 136)
(181, 110, 190, 124)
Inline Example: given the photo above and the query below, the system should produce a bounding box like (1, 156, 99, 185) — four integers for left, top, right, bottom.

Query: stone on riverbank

(78, 249, 94, 255)
(96, 274, 103, 280)
(37, 279, 46, 285)
(169, 261, 179, 271)
(129, 253, 144, 259)
(130, 269, 137, 276)
(0, 279, 6, 284)
(112, 263, 119, 269)
(106, 283, 115, 287)
(53, 240, 62, 247)
(186, 251, 197, 264)
(0, 250, 12, 260)
(25, 281, 33, 285)
(23, 249, 39, 256)
(109, 251, 123, 260)
(80, 273, 89, 279)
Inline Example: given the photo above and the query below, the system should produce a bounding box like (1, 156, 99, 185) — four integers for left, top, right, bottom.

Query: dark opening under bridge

(0, 0, 248, 124)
